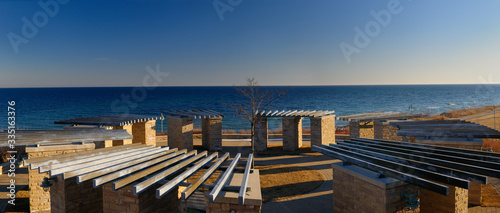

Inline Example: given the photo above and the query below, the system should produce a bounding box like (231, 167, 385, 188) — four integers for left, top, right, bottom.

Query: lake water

(1, 84, 499, 131)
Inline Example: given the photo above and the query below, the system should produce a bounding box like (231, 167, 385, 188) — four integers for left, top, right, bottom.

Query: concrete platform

(208, 170, 262, 206)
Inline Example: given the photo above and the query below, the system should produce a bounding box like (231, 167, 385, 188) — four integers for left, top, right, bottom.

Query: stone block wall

(374, 121, 404, 141)
(349, 121, 374, 139)
(310, 115, 336, 147)
(254, 117, 268, 152)
(419, 183, 468, 213)
(360, 122, 374, 139)
(282, 117, 303, 151)
(27, 144, 95, 213)
(349, 121, 360, 139)
(332, 163, 418, 213)
(167, 117, 194, 150)
(132, 120, 157, 146)
(102, 182, 186, 213)
(50, 176, 103, 213)
(112, 124, 133, 146)
(202, 118, 222, 151)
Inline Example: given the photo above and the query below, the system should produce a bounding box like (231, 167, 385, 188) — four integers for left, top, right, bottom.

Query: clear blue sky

(1, 0, 499, 87)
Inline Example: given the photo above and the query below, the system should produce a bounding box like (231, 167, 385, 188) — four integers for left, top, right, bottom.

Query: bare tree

(225, 77, 288, 153)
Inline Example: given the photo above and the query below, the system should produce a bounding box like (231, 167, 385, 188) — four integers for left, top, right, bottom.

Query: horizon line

(1, 83, 500, 89)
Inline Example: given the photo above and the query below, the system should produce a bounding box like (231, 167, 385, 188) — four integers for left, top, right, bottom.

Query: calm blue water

(1, 85, 499, 131)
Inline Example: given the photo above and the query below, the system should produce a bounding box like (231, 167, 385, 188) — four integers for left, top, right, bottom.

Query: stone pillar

(360, 122, 374, 139)
(374, 121, 404, 141)
(167, 117, 194, 150)
(413, 139, 483, 206)
(26, 144, 95, 213)
(332, 162, 419, 213)
(349, 121, 360, 139)
(419, 183, 468, 213)
(102, 182, 186, 213)
(254, 117, 269, 152)
(310, 115, 336, 147)
(132, 120, 157, 146)
(50, 176, 103, 213)
(282, 117, 303, 151)
(201, 118, 222, 151)
(112, 124, 133, 146)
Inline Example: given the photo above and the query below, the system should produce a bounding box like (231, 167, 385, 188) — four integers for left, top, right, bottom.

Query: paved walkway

(255, 154, 339, 213)
(184, 139, 500, 212)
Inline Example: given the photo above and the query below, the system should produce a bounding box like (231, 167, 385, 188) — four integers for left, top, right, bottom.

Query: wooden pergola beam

(77, 148, 179, 184)
(339, 141, 500, 178)
(208, 153, 241, 203)
(92, 149, 187, 187)
(239, 154, 253, 205)
(113, 150, 197, 190)
(334, 143, 487, 184)
(157, 152, 219, 198)
(39, 146, 157, 172)
(352, 138, 500, 163)
(133, 151, 208, 194)
(345, 140, 500, 170)
(181, 153, 230, 201)
(26, 143, 146, 167)
(363, 138, 500, 158)
(323, 144, 470, 189)
(60, 147, 171, 179)
(313, 145, 450, 196)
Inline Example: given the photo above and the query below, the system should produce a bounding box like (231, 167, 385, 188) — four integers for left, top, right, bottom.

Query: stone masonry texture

(332, 164, 418, 213)
(419, 183, 468, 213)
(254, 117, 268, 152)
(282, 117, 303, 151)
(310, 115, 336, 147)
(374, 121, 404, 141)
(102, 182, 186, 213)
(349, 121, 374, 139)
(202, 118, 222, 151)
(28, 147, 94, 213)
(50, 176, 103, 213)
(132, 120, 157, 146)
(167, 117, 194, 150)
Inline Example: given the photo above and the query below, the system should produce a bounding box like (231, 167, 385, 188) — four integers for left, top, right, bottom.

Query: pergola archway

(162, 109, 224, 151)
(254, 110, 336, 152)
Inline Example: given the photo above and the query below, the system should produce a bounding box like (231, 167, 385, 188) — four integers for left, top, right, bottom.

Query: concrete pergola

(55, 114, 159, 147)
(337, 111, 423, 139)
(0, 129, 133, 212)
(162, 109, 224, 151)
(255, 110, 335, 152)
(313, 138, 500, 212)
(24, 145, 260, 213)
